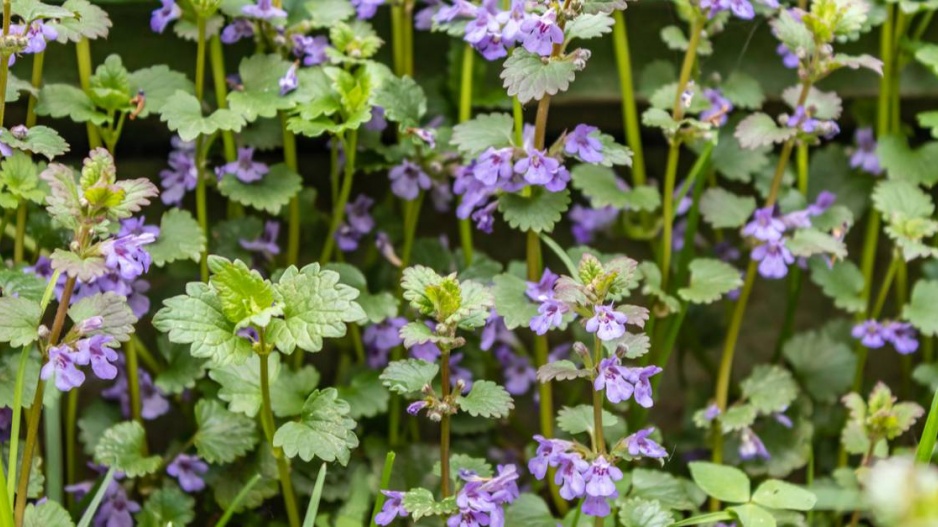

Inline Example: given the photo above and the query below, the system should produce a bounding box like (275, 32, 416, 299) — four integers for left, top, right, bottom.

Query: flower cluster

(595, 356, 662, 407)
(167, 454, 209, 492)
(335, 194, 376, 252)
(852, 320, 919, 354)
(103, 358, 170, 420)
(215, 147, 269, 183)
(527, 268, 568, 335)
(699, 0, 779, 20)
(159, 136, 197, 206)
(430, 0, 562, 61)
(850, 127, 882, 175)
(742, 192, 835, 279)
(240, 220, 282, 263)
(785, 105, 840, 139)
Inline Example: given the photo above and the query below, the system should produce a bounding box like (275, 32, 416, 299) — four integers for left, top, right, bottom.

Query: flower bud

(75, 316, 104, 335)
(10, 125, 28, 140)
(38, 325, 50, 339)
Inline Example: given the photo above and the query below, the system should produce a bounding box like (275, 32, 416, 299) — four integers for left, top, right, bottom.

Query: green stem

(0, 464, 10, 527)
(456, 43, 475, 267)
(75, 467, 116, 527)
(390, 3, 404, 75)
(259, 348, 301, 527)
(440, 347, 452, 498)
(399, 192, 424, 268)
(75, 39, 102, 149)
(302, 464, 327, 527)
(369, 452, 397, 527)
(12, 200, 25, 265)
(773, 144, 810, 360)
(24, 51, 44, 128)
(126, 339, 143, 423)
(282, 113, 301, 266)
(852, 254, 900, 392)
(65, 389, 78, 502)
(402, 0, 414, 76)
(5, 347, 28, 504)
(319, 130, 357, 263)
(915, 388, 938, 464)
(195, 16, 209, 282)
(330, 139, 339, 204)
(209, 35, 237, 162)
(512, 97, 523, 146)
(611, 10, 645, 186)
(214, 474, 262, 527)
(591, 337, 605, 527)
(42, 389, 62, 504)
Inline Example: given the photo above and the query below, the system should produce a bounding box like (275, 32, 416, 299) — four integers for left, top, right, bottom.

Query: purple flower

(564, 124, 604, 163)
(364, 317, 406, 353)
(569, 205, 618, 244)
(726, 0, 755, 19)
(528, 435, 571, 479)
(41, 344, 86, 392)
(406, 400, 428, 416)
(346, 194, 375, 233)
(352, 0, 384, 19)
(0, 407, 11, 442)
(703, 403, 721, 422)
(389, 160, 432, 200)
(480, 313, 518, 351)
(787, 105, 819, 133)
(514, 149, 560, 186)
(240, 221, 281, 261)
(852, 320, 885, 349)
(242, 0, 287, 20)
(625, 365, 663, 408)
(101, 232, 156, 280)
(150, 0, 181, 33)
(435, 0, 478, 23)
(525, 268, 558, 301)
(375, 490, 407, 525)
(473, 147, 515, 186)
(167, 454, 209, 492)
(448, 464, 519, 526)
(850, 127, 882, 175)
(221, 19, 254, 44)
(777, 43, 800, 69)
(585, 304, 628, 341)
(773, 407, 793, 428)
(582, 494, 611, 517)
(335, 224, 362, 252)
(519, 9, 564, 56)
(554, 453, 589, 500)
(365, 106, 388, 132)
(279, 63, 299, 95)
(77, 335, 118, 380)
(216, 147, 269, 183)
(700, 88, 733, 126)
(594, 357, 634, 404)
(119, 217, 160, 239)
(497, 0, 527, 44)
(159, 137, 197, 205)
(293, 34, 329, 65)
(751, 239, 794, 279)
(95, 483, 140, 527)
(529, 298, 567, 335)
(495, 346, 535, 395)
(11, 21, 57, 54)
(469, 200, 496, 233)
(623, 428, 668, 459)
(103, 363, 170, 420)
(882, 321, 918, 354)
(585, 455, 622, 500)
(739, 428, 770, 461)
(742, 207, 785, 241)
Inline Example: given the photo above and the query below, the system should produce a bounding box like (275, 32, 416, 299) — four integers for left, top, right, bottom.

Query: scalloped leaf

(498, 187, 570, 233)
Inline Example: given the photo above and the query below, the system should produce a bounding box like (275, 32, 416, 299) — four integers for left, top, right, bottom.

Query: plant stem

(402, 0, 414, 76)
(126, 338, 143, 423)
(611, 10, 645, 185)
(369, 451, 397, 527)
(591, 337, 605, 527)
(399, 192, 424, 268)
(320, 130, 358, 263)
(209, 35, 237, 162)
(65, 389, 78, 501)
(214, 474, 262, 527)
(194, 16, 209, 282)
(259, 348, 301, 527)
(390, 3, 404, 75)
(773, 144, 810, 360)
(0, 464, 11, 527)
(42, 389, 62, 504)
(0, 0, 12, 129)
(512, 97, 524, 145)
(5, 346, 28, 504)
(440, 346, 452, 498)
(75, 467, 116, 527)
(457, 43, 475, 267)
(12, 200, 25, 264)
(282, 113, 301, 266)
(851, 254, 900, 392)
(24, 51, 44, 128)
(75, 39, 102, 149)
(916, 388, 938, 464)
(14, 275, 78, 525)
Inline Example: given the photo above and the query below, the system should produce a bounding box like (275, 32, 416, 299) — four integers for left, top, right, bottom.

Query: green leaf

(433, 454, 494, 480)
(454, 279, 494, 329)
(595, 132, 633, 167)
(217, 163, 302, 214)
(160, 90, 246, 142)
(336, 370, 389, 419)
(570, 164, 627, 208)
(735, 113, 795, 150)
(12, 0, 74, 21)
(380, 358, 439, 394)
(740, 365, 799, 414)
(785, 228, 847, 260)
(0, 125, 69, 160)
(688, 462, 750, 503)
(711, 124, 771, 182)
(456, 380, 514, 418)
(371, 75, 426, 129)
(752, 480, 816, 511)
(88, 54, 132, 113)
(194, 399, 258, 464)
(401, 488, 458, 520)
(808, 259, 865, 314)
(68, 291, 136, 343)
(782, 86, 842, 120)
(77, 400, 120, 455)
(129, 65, 195, 119)
(772, 9, 814, 55)
(207, 443, 278, 512)
(148, 208, 205, 267)
(51, 0, 111, 41)
(498, 187, 570, 233)
(872, 179, 934, 219)
(501, 49, 578, 104)
(876, 136, 938, 186)
(721, 404, 758, 432)
(150, 338, 208, 395)
(0, 152, 45, 204)
(903, 280, 938, 337)
(227, 54, 296, 120)
(728, 504, 776, 527)
(917, 111, 938, 139)
(678, 258, 742, 304)
(642, 107, 680, 134)
(270, 365, 321, 417)
(536, 360, 588, 383)
(0, 268, 46, 301)
(5, 73, 35, 104)
(35, 84, 108, 125)
(153, 282, 254, 366)
(207, 256, 280, 329)
(93, 421, 161, 477)
(721, 72, 765, 110)
(273, 388, 359, 465)
(565, 13, 614, 41)
(618, 497, 673, 527)
(699, 188, 756, 229)
(581, 0, 628, 14)
(783, 328, 856, 403)
(638, 261, 680, 315)
(304, 0, 354, 27)
(630, 469, 704, 511)
(23, 501, 74, 527)
(137, 486, 196, 527)
(49, 249, 106, 282)
(0, 296, 40, 347)
(267, 263, 365, 355)
(450, 113, 515, 157)
(492, 272, 539, 330)
(327, 20, 383, 62)
(505, 494, 557, 527)
(209, 353, 277, 418)
(557, 404, 619, 436)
